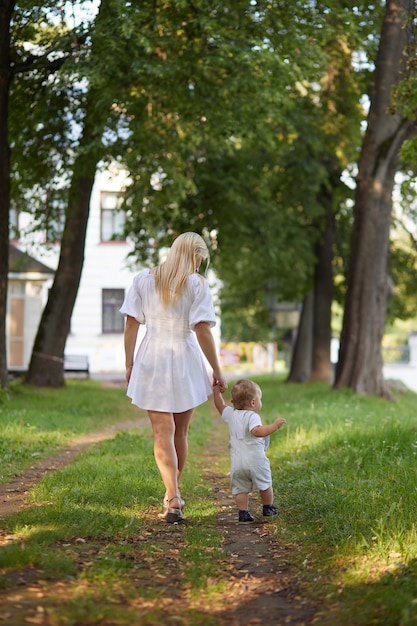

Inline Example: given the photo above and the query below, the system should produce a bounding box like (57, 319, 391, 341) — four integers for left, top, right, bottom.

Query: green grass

(0, 379, 139, 483)
(1, 377, 417, 624)
(255, 376, 417, 625)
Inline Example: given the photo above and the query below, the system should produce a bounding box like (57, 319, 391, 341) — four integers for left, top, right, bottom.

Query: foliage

(9, 1, 89, 232)
(119, 1, 383, 340)
(388, 236, 417, 322)
(6, 0, 417, 366)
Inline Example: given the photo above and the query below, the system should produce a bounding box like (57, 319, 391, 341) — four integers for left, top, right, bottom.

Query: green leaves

(9, 0, 416, 345)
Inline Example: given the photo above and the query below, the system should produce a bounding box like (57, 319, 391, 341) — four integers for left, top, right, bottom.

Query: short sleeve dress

(120, 269, 216, 413)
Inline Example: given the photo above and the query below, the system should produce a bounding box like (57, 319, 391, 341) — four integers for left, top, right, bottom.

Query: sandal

(164, 495, 182, 524)
(161, 492, 185, 516)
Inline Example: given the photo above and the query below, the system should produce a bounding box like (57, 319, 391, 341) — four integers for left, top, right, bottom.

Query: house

(8, 165, 139, 374)
(9, 163, 220, 375)
(7, 244, 54, 372)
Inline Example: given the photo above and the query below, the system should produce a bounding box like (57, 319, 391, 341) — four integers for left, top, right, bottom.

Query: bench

(64, 354, 90, 378)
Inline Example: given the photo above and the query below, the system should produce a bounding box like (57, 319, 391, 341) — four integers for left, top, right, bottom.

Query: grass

(0, 378, 139, 483)
(1, 376, 417, 624)
(257, 376, 417, 625)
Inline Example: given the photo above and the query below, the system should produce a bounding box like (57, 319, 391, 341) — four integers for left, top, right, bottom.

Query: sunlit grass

(249, 376, 417, 625)
(0, 379, 139, 483)
(1, 377, 417, 624)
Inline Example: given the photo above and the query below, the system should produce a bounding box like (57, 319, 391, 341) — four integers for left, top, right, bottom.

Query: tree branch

(11, 32, 88, 76)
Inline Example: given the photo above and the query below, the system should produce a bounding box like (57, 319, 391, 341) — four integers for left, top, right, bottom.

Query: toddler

(213, 379, 286, 522)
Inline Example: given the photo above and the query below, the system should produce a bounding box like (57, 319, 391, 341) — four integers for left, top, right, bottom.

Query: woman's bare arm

(124, 315, 140, 384)
(194, 322, 227, 392)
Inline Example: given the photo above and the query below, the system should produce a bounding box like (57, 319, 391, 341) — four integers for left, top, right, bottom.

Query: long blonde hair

(153, 232, 210, 307)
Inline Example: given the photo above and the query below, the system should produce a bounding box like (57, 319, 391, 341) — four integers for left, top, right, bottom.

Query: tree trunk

(0, 1, 14, 390)
(25, 92, 103, 386)
(310, 195, 335, 383)
(286, 291, 313, 383)
(334, 0, 417, 398)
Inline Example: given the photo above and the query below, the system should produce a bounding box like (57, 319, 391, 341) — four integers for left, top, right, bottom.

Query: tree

(334, 0, 417, 398)
(0, 0, 15, 389)
(122, 1, 365, 357)
(7, 0, 416, 393)
(22, 0, 308, 385)
(25, 0, 120, 386)
(3, 0, 98, 389)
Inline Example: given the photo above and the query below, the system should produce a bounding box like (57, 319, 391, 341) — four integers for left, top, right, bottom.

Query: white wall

(16, 165, 138, 373)
(15, 164, 221, 374)
(64, 166, 137, 371)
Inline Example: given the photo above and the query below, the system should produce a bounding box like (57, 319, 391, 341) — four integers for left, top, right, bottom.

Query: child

(213, 379, 286, 523)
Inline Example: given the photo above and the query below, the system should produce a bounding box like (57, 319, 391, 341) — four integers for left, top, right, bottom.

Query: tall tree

(23, 0, 301, 385)
(0, 1, 15, 389)
(25, 0, 119, 386)
(334, 0, 417, 398)
(3, 0, 96, 389)
(25, 89, 105, 385)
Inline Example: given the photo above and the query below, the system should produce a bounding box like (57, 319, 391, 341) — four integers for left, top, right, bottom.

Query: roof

(8, 244, 55, 275)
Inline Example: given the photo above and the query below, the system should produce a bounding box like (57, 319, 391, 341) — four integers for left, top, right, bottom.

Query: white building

(8, 165, 139, 374)
(7, 244, 55, 372)
(8, 163, 220, 375)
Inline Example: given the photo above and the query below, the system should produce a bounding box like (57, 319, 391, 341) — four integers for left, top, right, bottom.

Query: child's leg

(235, 492, 255, 522)
(235, 492, 250, 510)
(259, 486, 273, 505)
(259, 486, 278, 518)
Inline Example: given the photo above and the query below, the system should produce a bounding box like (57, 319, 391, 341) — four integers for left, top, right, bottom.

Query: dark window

(100, 192, 125, 241)
(45, 190, 66, 242)
(102, 289, 125, 333)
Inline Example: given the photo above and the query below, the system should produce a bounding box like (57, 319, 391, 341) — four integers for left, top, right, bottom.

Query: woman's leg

(148, 410, 180, 508)
(173, 409, 194, 482)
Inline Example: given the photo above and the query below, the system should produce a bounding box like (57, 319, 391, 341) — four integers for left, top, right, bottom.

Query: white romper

(221, 406, 272, 495)
(120, 269, 216, 413)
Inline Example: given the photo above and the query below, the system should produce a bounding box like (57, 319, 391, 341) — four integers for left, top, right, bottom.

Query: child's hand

(274, 417, 286, 430)
(213, 376, 227, 393)
(212, 381, 227, 414)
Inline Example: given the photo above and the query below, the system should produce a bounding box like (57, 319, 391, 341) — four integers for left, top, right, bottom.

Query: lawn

(0, 376, 416, 625)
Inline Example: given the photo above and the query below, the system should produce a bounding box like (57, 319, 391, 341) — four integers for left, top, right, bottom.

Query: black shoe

(263, 504, 278, 517)
(238, 510, 255, 523)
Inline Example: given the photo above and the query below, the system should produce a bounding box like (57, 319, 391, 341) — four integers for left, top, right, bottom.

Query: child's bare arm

(213, 383, 227, 415)
(251, 417, 286, 438)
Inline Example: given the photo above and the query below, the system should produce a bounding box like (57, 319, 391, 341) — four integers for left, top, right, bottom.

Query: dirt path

(0, 413, 318, 625)
(205, 468, 317, 625)
(0, 418, 148, 519)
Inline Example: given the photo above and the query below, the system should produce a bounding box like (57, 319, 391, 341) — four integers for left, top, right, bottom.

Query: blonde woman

(121, 232, 227, 523)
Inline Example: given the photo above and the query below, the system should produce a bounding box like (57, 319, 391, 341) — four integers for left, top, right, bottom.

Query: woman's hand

(125, 364, 133, 385)
(213, 373, 227, 393)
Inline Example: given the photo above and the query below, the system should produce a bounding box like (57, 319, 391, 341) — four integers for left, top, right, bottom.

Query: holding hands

(213, 373, 227, 393)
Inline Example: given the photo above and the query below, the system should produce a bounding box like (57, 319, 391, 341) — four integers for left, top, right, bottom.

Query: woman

(121, 232, 227, 523)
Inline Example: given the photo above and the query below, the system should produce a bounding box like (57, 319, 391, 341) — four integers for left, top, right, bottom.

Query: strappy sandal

(164, 496, 182, 524)
(160, 492, 185, 516)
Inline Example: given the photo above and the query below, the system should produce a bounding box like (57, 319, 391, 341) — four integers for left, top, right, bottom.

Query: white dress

(120, 269, 216, 413)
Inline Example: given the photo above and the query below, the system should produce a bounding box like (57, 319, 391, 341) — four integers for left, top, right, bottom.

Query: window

(102, 289, 125, 333)
(100, 192, 125, 241)
(45, 189, 66, 242)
